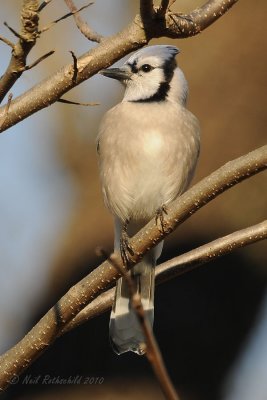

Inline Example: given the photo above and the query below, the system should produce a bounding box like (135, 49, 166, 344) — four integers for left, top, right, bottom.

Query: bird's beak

(99, 67, 131, 81)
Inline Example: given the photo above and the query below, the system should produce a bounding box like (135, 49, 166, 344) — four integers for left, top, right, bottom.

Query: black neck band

(132, 81, 170, 103)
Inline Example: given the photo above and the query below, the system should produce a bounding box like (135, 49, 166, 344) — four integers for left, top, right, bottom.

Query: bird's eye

(140, 64, 153, 73)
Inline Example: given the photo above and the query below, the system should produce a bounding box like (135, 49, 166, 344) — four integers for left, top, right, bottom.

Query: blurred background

(0, 1, 266, 399)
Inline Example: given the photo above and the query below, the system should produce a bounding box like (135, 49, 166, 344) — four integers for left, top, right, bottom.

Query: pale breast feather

(97, 101, 200, 220)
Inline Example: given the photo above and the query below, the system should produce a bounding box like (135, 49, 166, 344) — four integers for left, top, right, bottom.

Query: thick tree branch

(0, 145, 266, 391)
(64, 220, 267, 333)
(0, 0, 39, 104)
(0, 0, 240, 133)
(64, 0, 103, 43)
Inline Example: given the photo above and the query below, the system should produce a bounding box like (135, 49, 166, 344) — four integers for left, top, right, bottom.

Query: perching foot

(120, 220, 134, 266)
(155, 204, 168, 233)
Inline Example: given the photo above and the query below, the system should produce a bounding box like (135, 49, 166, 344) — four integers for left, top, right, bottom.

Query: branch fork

(0, 0, 240, 130)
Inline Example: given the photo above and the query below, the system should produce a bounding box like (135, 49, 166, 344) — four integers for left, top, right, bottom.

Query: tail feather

(109, 247, 159, 355)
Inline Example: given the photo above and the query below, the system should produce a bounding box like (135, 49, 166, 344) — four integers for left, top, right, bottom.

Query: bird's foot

(155, 204, 168, 233)
(120, 222, 134, 267)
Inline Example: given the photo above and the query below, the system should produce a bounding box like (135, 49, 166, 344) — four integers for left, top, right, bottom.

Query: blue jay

(97, 45, 200, 355)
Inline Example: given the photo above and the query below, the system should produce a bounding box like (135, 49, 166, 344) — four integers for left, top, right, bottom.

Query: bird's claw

(155, 205, 168, 233)
(120, 229, 134, 267)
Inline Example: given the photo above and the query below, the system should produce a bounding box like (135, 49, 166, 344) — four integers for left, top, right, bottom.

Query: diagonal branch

(57, 98, 99, 106)
(24, 50, 55, 71)
(0, 0, 240, 132)
(0, 145, 266, 391)
(157, 220, 267, 281)
(0, 0, 39, 104)
(39, 2, 94, 34)
(63, 219, 267, 333)
(3, 21, 25, 41)
(64, 0, 103, 43)
(0, 35, 15, 49)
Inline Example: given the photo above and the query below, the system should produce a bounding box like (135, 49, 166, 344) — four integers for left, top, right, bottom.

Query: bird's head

(100, 45, 188, 105)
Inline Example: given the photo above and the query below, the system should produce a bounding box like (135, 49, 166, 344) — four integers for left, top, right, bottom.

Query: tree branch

(0, 0, 39, 104)
(64, 220, 267, 333)
(0, 0, 240, 133)
(0, 35, 15, 49)
(38, 0, 53, 12)
(64, 0, 103, 43)
(140, 0, 155, 21)
(165, 0, 239, 38)
(39, 2, 94, 34)
(0, 145, 266, 391)
(57, 98, 99, 106)
(24, 50, 55, 71)
(0, 20, 145, 133)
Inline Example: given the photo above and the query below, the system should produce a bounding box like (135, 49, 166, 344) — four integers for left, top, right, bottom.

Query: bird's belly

(99, 103, 200, 223)
(128, 177, 169, 221)
(104, 132, 185, 221)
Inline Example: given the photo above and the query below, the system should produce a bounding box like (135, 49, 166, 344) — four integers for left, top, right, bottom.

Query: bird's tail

(109, 243, 162, 355)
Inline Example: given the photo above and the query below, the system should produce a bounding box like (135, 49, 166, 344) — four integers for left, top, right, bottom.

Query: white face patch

(123, 68, 166, 102)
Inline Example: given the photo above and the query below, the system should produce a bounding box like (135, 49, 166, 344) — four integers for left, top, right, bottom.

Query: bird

(97, 45, 200, 355)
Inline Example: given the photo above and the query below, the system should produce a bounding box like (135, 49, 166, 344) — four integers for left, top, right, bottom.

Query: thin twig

(39, 2, 93, 33)
(0, 35, 15, 49)
(169, 0, 176, 7)
(101, 249, 179, 400)
(24, 50, 55, 71)
(0, 145, 265, 391)
(3, 21, 24, 40)
(38, 0, 53, 12)
(64, 0, 103, 43)
(57, 98, 99, 106)
(63, 220, 267, 332)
